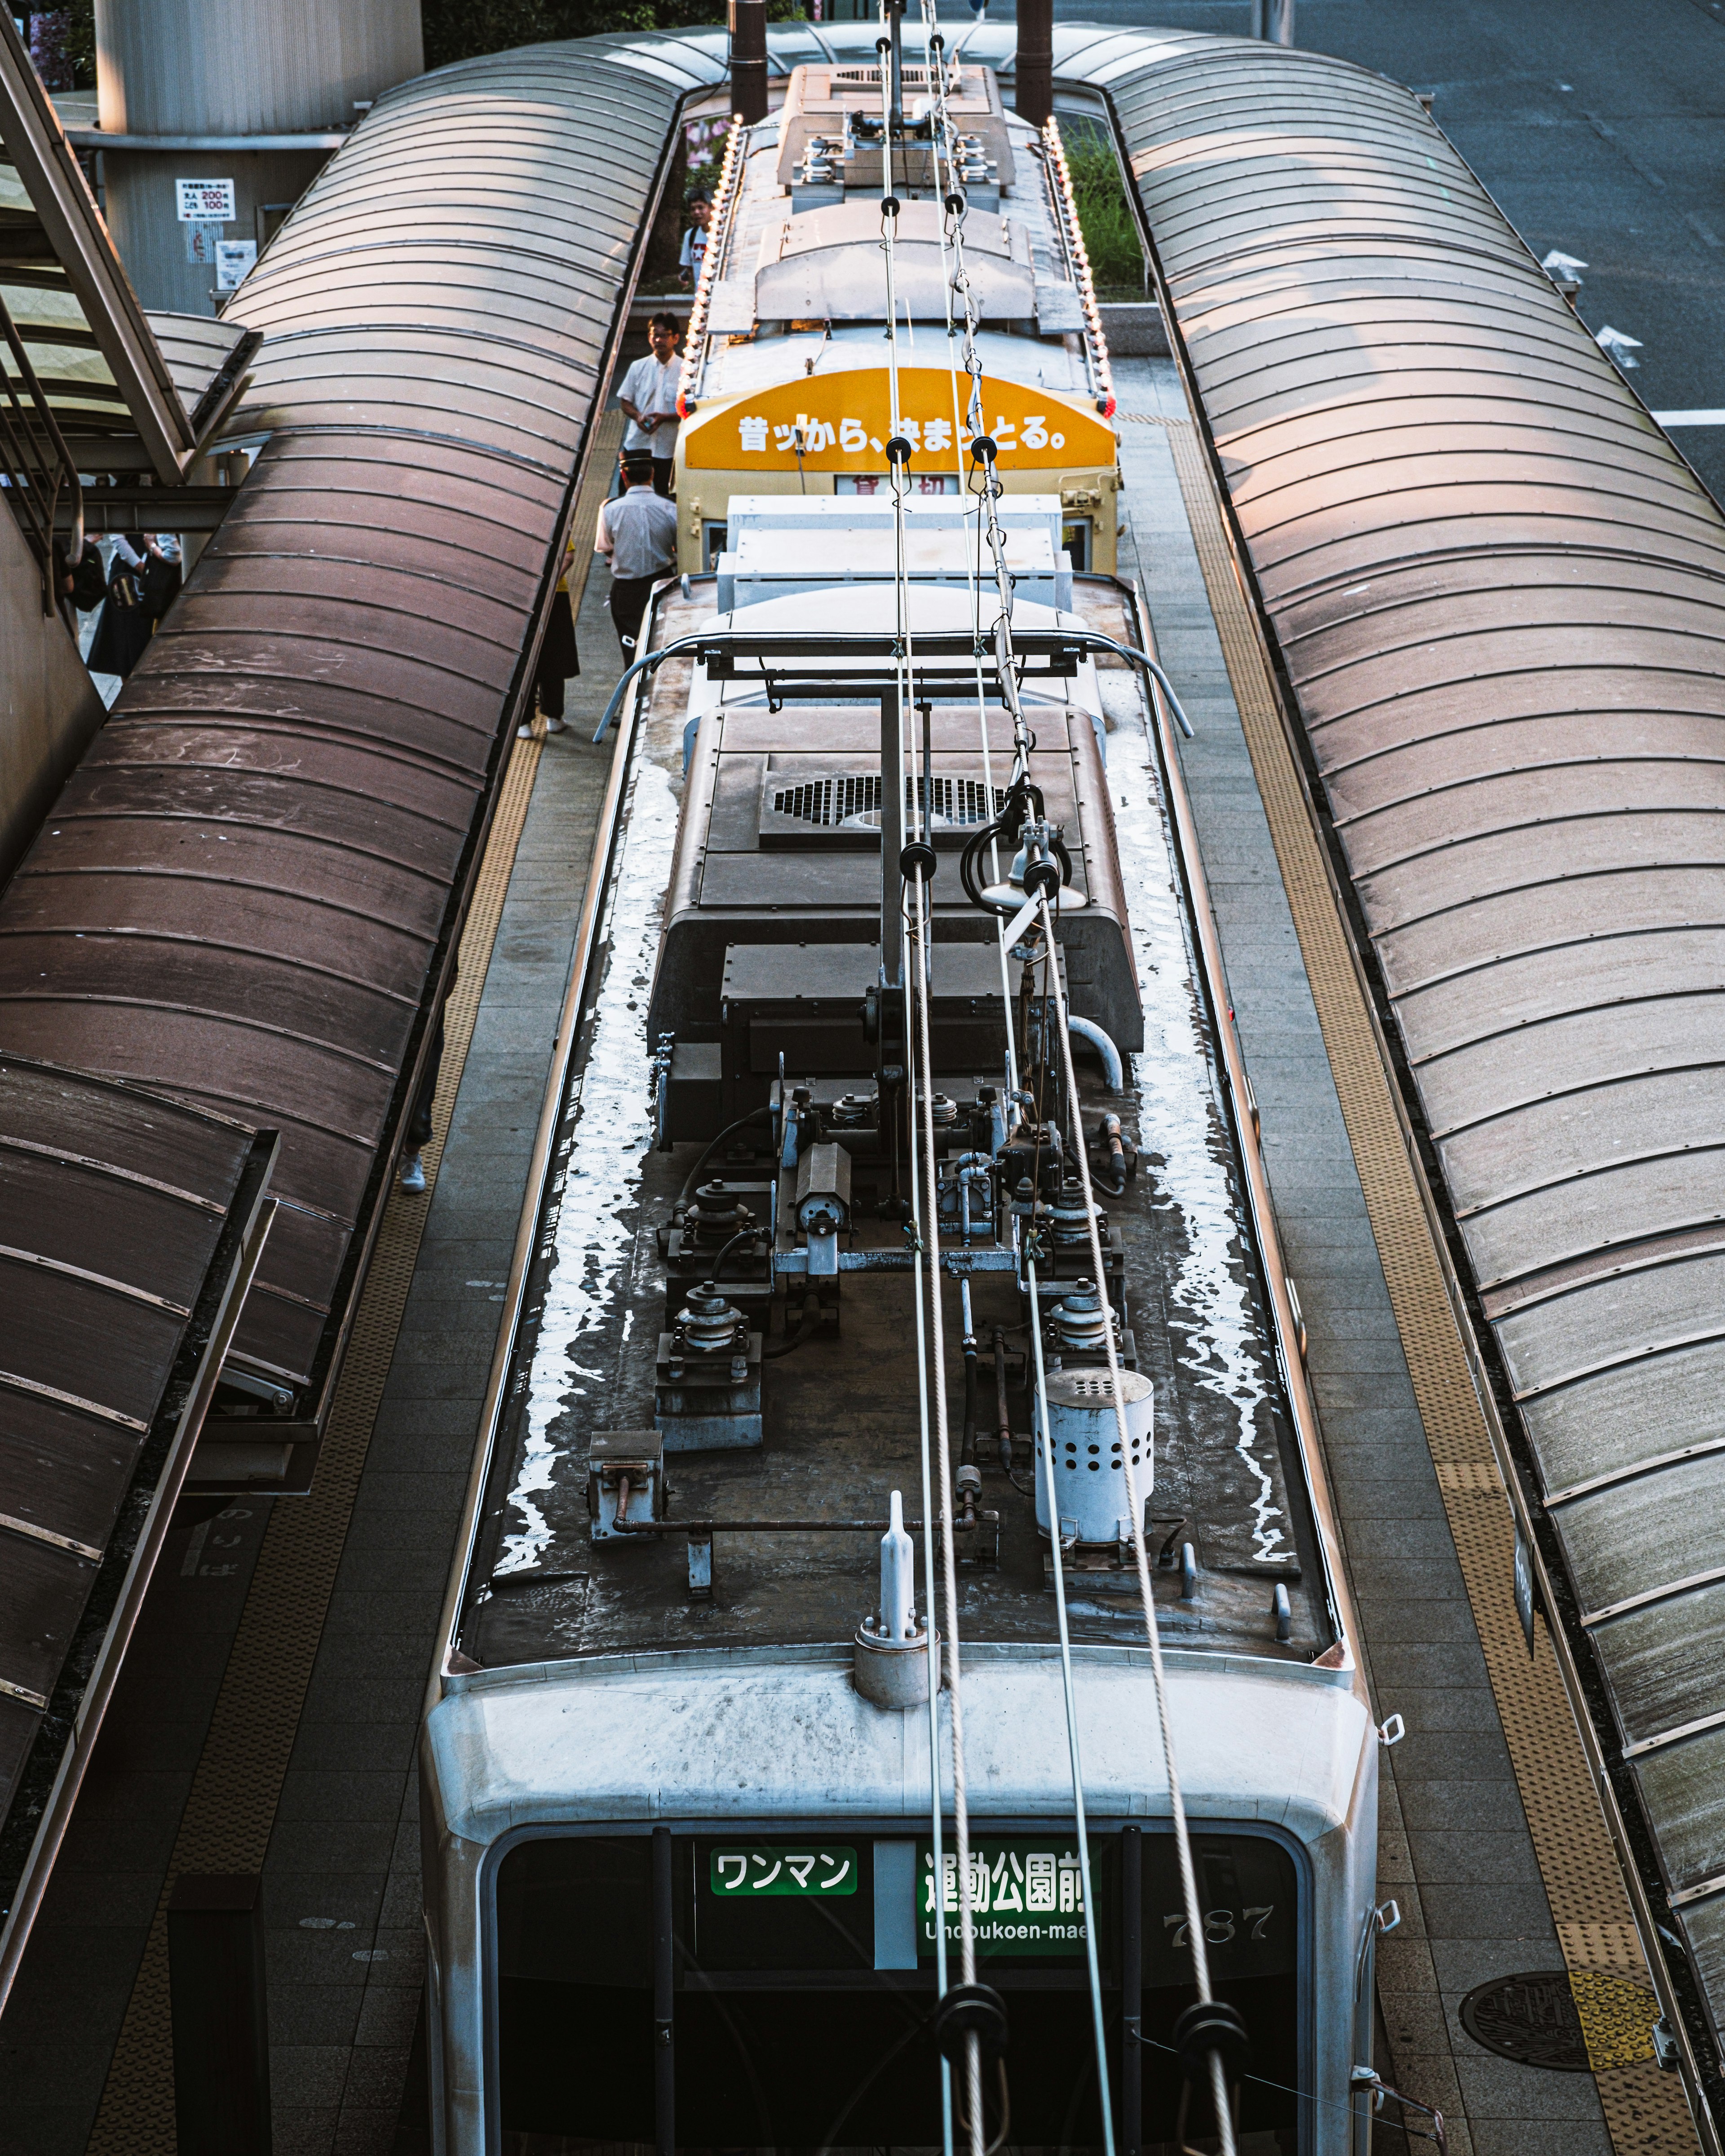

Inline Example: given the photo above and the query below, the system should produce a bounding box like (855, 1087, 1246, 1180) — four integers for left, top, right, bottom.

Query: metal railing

(0, 289, 83, 616)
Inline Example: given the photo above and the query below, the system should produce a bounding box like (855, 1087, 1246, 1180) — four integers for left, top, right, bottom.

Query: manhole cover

(1460, 1971, 1591, 2070)
(1459, 1968, 1661, 2072)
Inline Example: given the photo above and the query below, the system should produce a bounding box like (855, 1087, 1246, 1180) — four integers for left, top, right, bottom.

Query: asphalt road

(1015, 0, 1725, 499)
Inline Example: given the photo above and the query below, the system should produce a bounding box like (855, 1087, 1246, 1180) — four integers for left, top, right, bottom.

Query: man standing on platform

(616, 313, 684, 498)
(598, 450, 678, 658)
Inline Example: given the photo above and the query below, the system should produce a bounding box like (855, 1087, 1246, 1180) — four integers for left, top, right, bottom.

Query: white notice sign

(215, 239, 257, 290)
(176, 177, 235, 222)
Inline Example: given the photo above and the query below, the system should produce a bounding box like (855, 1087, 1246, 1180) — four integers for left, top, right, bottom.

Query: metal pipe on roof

(730, 0, 769, 124)
(64, 130, 348, 150)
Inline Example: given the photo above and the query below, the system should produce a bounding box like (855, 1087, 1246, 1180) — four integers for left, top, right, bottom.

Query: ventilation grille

(832, 66, 937, 84)
(770, 774, 1004, 831)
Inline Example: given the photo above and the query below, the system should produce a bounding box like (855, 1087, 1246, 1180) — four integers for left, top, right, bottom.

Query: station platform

(0, 377, 1696, 2156)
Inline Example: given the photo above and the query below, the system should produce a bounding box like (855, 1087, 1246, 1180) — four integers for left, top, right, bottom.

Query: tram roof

(0, 0, 1716, 2063)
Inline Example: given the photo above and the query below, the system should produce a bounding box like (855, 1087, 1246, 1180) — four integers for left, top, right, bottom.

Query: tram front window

(496, 1831, 1299, 2153)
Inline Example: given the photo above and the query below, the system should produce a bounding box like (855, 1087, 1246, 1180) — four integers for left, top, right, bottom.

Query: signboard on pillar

(176, 177, 236, 223)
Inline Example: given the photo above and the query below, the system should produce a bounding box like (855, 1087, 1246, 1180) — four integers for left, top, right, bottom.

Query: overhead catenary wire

(914, 28, 1233, 2145)
(910, 27, 1116, 2152)
(906, 862, 987, 2156)
(1038, 889, 1239, 2156)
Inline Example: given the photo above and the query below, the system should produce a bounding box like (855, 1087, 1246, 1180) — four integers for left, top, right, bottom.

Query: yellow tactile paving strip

(84, 726, 544, 2155)
(1151, 411, 1702, 2156)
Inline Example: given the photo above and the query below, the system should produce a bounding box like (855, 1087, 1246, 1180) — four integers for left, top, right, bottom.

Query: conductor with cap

(597, 450, 678, 659)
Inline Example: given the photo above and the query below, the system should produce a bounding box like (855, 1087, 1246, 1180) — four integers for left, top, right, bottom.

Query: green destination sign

(917, 1838, 1090, 1958)
(707, 1845, 858, 1898)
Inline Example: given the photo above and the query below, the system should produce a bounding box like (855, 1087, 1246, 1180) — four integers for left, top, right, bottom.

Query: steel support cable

(920, 6, 1017, 1033)
(1035, 888, 1239, 2156)
(898, 761, 958, 2156)
(886, 236, 960, 2156)
(915, 33, 1115, 2140)
(903, 889, 955, 2156)
(919, 71, 1032, 798)
(880, 22, 976, 2152)
(907, 859, 985, 2156)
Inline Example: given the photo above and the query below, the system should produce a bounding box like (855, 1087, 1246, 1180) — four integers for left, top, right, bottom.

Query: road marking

(1596, 323, 1644, 367)
(1652, 411, 1725, 425)
(1541, 247, 1589, 276)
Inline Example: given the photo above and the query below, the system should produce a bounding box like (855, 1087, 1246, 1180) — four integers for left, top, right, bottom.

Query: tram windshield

(495, 1830, 1300, 2154)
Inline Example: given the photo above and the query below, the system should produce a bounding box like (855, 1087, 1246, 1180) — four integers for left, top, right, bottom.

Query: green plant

(1058, 119, 1146, 299)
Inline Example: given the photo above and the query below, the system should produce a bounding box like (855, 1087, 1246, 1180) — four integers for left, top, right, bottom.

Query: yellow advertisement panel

(681, 367, 1116, 473)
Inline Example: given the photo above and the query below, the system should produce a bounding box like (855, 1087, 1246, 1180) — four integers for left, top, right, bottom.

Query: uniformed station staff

(597, 450, 678, 658)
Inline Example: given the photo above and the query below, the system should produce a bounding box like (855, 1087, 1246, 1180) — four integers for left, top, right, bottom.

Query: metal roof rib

(0, 1052, 271, 2010)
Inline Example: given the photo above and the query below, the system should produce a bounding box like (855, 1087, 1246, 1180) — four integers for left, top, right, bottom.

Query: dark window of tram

(1062, 514, 1091, 572)
(495, 1830, 1298, 2153)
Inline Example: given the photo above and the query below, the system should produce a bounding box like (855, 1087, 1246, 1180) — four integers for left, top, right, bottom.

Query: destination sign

(917, 1838, 1091, 1958)
(681, 367, 1117, 473)
(707, 1844, 858, 1898)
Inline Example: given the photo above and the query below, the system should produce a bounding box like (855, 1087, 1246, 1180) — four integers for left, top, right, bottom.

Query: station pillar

(730, 0, 769, 124)
(1015, 0, 1053, 128)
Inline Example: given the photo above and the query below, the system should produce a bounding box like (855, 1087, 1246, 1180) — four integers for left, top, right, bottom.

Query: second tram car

(673, 52, 1123, 577)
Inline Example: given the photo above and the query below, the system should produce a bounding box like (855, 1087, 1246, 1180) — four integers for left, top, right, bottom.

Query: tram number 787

(1163, 1906, 1274, 1948)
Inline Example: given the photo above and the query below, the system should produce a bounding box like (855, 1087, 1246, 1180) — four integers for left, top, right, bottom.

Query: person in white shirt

(678, 196, 712, 290)
(616, 315, 683, 497)
(597, 451, 679, 656)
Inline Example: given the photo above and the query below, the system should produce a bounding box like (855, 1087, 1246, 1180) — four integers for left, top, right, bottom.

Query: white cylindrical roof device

(1033, 1367, 1154, 1546)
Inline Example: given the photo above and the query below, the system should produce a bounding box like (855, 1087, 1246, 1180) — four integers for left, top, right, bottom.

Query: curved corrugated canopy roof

(1060, 23, 1725, 2061)
(0, 32, 725, 1418)
(0, 1056, 266, 2000)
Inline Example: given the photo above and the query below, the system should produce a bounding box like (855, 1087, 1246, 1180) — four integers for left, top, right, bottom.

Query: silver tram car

(422, 41, 1382, 2156)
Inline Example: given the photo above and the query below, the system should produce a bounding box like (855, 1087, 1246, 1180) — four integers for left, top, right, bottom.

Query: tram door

(495, 1830, 1299, 2152)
